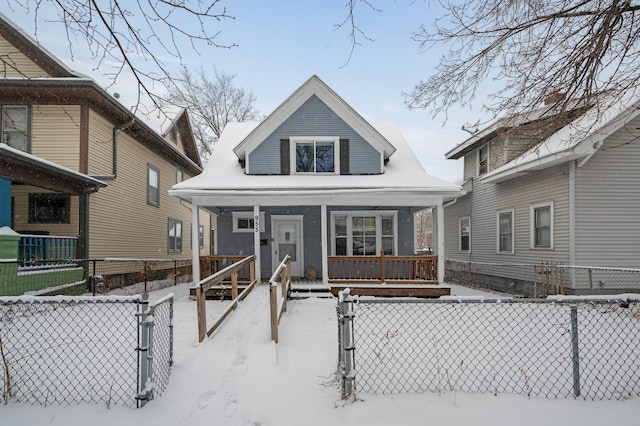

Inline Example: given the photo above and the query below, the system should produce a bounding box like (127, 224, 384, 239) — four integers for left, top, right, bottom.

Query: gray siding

(445, 164, 571, 280)
(217, 205, 415, 278)
(247, 95, 381, 174)
(574, 114, 640, 268)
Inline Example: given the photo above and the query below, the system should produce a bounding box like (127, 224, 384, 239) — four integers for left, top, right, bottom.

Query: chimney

(544, 89, 566, 105)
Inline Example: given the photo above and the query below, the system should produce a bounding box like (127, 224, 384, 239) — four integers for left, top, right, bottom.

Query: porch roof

(170, 122, 463, 207)
(0, 143, 106, 195)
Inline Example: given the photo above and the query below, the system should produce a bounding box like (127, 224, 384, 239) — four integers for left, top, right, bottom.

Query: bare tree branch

(405, 0, 640, 119)
(167, 67, 259, 161)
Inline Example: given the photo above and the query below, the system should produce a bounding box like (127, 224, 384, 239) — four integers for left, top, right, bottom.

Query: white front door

(272, 216, 303, 277)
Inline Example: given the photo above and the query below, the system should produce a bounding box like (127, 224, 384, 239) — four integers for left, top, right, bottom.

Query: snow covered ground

(3, 283, 639, 425)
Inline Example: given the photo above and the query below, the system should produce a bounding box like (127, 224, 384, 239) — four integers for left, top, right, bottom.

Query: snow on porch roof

(169, 121, 462, 206)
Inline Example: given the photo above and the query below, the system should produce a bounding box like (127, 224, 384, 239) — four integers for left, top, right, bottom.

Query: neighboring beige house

(0, 12, 210, 262)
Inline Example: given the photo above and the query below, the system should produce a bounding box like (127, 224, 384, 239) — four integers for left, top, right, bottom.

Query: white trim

(329, 210, 398, 256)
(436, 202, 445, 283)
(569, 160, 576, 265)
(191, 203, 200, 285)
(232, 211, 265, 233)
(290, 136, 340, 175)
(530, 201, 554, 250)
(270, 215, 304, 276)
(496, 208, 515, 254)
(321, 205, 328, 284)
(253, 205, 261, 281)
(477, 144, 489, 177)
(459, 216, 471, 253)
(233, 76, 396, 161)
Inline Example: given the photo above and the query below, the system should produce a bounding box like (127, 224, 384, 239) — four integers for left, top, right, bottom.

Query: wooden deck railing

(194, 255, 257, 342)
(269, 255, 291, 343)
(200, 255, 253, 283)
(328, 253, 437, 284)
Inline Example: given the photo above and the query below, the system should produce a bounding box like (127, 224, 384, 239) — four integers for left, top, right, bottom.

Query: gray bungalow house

(170, 75, 462, 288)
(443, 89, 640, 294)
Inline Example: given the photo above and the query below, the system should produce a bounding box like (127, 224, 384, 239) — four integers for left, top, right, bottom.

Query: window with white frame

(331, 211, 397, 256)
(531, 202, 554, 249)
(459, 216, 470, 252)
(291, 137, 338, 174)
(199, 225, 204, 249)
(232, 211, 265, 233)
(1, 105, 30, 152)
(478, 144, 489, 176)
(497, 209, 514, 254)
(176, 168, 183, 184)
(168, 218, 182, 253)
(148, 164, 159, 207)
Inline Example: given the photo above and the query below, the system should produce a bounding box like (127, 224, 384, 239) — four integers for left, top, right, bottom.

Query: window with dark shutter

(340, 139, 350, 175)
(280, 139, 290, 175)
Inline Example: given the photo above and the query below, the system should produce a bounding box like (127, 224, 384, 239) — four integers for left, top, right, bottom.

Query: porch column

(191, 202, 201, 285)
(321, 204, 328, 285)
(253, 205, 261, 283)
(436, 201, 445, 283)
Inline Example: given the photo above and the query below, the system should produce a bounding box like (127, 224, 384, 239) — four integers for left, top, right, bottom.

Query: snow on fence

(0, 294, 173, 407)
(337, 293, 640, 400)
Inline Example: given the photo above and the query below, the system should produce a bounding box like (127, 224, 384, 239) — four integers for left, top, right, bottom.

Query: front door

(272, 216, 303, 277)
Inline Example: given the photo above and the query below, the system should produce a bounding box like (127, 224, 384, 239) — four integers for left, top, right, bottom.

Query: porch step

(329, 284, 451, 298)
(289, 282, 334, 299)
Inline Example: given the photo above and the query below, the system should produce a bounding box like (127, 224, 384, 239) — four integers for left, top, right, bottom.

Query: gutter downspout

(90, 118, 134, 180)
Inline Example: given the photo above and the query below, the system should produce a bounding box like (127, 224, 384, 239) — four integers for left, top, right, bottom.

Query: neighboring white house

(170, 75, 462, 286)
(443, 89, 640, 294)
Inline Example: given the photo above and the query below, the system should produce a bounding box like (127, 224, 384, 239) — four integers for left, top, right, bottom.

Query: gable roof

(0, 13, 203, 172)
(446, 89, 640, 183)
(170, 120, 462, 207)
(232, 75, 397, 161)
(0, 12, 80, 78)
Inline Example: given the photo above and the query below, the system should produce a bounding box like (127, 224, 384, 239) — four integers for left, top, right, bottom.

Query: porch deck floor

(291, 280, 451, 298)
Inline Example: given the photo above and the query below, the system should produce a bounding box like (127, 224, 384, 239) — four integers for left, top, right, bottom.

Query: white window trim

(496, 208, 515, 254)
(530, 201, 554, 250)
(330, 210, 398, 256)
(290, 136, 340, 175)
(478, 144, 489, 177)
(459, 216, 471, 253)
(232, 211, 265, 233)
(176, 168, 183, 184)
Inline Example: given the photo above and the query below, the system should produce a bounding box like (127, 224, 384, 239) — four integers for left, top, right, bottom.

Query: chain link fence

(337, 293, 640, 400)
(0, 258, 192, 297)
(0, 294, 173, 407)
(446, 260, 640, 296)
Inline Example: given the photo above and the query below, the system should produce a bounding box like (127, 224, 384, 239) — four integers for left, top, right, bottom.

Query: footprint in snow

(197, 389, 217, 409)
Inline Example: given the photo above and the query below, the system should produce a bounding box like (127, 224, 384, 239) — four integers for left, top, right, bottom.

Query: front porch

(196, 254, 449, 298)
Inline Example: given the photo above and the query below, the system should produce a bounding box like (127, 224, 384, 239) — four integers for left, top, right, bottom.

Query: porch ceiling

(0, 143, 106, 195)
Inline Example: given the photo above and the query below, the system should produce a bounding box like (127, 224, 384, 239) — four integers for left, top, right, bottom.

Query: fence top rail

(350, 293, 640, 305)
(269, 255, 291, 287)
(195, 255, 256, 291)
(447, 259, 640, 273)
(0, 294, 142, 304)
(18, 234, 79, 240)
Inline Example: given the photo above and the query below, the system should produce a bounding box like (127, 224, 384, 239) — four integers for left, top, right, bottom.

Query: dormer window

(291, 137, 339, 174)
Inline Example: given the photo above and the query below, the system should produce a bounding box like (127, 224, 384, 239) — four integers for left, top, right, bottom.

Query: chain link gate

(1, 294, 173, 407)
(337, 293, 640, 400)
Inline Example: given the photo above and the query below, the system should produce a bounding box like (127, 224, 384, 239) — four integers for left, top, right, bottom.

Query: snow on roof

(482, 88, 640, 183)
(133, 104, 186, 137)
(171, 121, 461, 196)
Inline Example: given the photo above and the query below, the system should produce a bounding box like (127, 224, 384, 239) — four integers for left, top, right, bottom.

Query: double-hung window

(478, 144, 489, 176)
(1, 105, 30, 152)
(148, 164, 160, 206)
(331, 211, 397, 256)
(497, 209, 514, 254)
(459, 216, 470, 252)
(168, 219, 182, 253)
(292, 137, 338, 174)
(531, 202, 554, 249)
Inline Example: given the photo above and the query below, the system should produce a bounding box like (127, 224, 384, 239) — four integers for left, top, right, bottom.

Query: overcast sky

(4, 1, 498, 183)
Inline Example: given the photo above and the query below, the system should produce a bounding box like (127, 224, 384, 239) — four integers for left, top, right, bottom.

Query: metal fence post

(570, 305, 581, 398)
(137, 293, 154, 406)
(338, 290, 356, 399)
